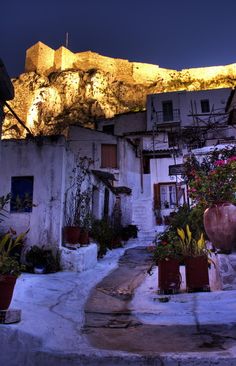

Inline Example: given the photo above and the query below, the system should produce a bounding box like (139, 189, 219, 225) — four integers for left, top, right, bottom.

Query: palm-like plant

(0, 230, 28, 276)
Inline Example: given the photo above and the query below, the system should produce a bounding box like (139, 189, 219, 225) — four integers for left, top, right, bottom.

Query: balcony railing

(152, 109, 181, 124)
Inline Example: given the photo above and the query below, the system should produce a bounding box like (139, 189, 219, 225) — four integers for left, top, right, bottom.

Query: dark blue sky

(1, 0, 236, 77)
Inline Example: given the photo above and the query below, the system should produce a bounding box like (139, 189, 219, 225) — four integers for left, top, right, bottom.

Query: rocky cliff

(3, 42, 236, 138)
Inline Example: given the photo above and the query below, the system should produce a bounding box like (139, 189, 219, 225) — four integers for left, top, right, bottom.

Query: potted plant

(79, 213, 92, 246)
(0, 230, 27, 310)
(90, 219, 113, 257)
(25, 245, 60, 273)
(64, 155, 93, 245)
(153, 234, 182, 295)
(177, 225, 212, 292)
(121, 224, 139, 241)
(185, 150, 236, 253)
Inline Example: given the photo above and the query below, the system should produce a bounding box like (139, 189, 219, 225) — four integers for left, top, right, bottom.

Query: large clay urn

(203, 202, 236, 252)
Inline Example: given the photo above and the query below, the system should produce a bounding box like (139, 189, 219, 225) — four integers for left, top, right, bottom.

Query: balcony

(152, 109, 181, 127)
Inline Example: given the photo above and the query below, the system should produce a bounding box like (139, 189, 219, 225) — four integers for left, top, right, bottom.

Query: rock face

(3, 41, 236, 138)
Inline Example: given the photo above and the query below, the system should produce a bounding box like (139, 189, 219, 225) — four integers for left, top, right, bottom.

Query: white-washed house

(0, 126, 137, 252)
(97, 88, 235, 237)
(0, 87, 235, 255)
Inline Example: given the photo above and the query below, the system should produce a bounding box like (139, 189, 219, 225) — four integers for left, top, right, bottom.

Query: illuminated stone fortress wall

(4, 41, 236, 139)
(25, 41, 236, 87)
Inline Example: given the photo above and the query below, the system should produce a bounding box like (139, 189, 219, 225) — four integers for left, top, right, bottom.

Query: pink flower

(214, 160, 225, 166)
(227, 156, 236, 163)
(190, 188, 197, 192)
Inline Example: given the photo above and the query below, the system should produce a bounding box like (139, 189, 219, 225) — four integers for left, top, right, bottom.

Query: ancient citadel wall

(25, 41, 236, 86)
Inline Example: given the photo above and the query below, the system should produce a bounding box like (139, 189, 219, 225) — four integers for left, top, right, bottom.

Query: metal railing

(152, 109, 181, 124)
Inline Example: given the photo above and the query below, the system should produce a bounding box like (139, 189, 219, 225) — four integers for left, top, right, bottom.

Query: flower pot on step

(158, 258, 181, 294)
(0, 275, 17, 310)
(63, 226, 81, 245)
(79, 229, 90, 246)
(185, 255, 210, 292)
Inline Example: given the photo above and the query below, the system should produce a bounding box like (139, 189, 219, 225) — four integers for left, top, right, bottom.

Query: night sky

(1, 0, 236, 77)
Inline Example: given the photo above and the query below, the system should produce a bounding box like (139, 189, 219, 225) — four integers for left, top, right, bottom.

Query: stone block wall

(24, 41, 236, 89)
(54, 46, 76, 71)
(216, 253, 236, 290)
(25, 42, 55, 75)
(60, 244, 98, 272)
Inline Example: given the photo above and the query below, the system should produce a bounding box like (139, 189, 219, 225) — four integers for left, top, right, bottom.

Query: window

(162, 101, 173, 121)
(102, 125, 114, 134)
(201, 99, 210, 113)
(153, 183, 177, 209)
(10, 176, 34, 212)
(168, 132, 178, 148)
(143, 156, 150, 174)
(101, 144, 117, 168)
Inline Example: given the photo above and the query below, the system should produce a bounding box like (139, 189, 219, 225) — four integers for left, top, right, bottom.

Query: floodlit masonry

(25, 41, 236, 86)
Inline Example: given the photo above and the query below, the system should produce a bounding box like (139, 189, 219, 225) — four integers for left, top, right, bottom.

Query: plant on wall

(0, 194, 10, 223)
(64, 155, 93, 227)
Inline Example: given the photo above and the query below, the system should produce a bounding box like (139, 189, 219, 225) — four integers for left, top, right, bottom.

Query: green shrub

(154, 204, 206, 261)
(90, 219, 126, 257)
(0, 230, 28, 276)
(25, 245, 60, 273)
(121, 225, 139, 241)
(90, 219, 113, 257)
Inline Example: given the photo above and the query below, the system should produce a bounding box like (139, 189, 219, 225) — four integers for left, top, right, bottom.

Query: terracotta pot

(158, 258, 181, 294)
(204, 202, 236, 252)
(63, 226, 80, 244)
(79, 230, 90, 245)
(185, 255, 209, 292)
(0, 275, 17, 310)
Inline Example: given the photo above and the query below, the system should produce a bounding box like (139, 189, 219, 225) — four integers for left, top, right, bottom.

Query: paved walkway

(0, 242, 236, 365)
(85, 247, 236, 355)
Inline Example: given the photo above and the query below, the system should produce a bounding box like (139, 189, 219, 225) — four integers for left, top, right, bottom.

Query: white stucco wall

(0, 136, 66, 249)
(68, 126, 129, 223)
(68, 126, 119, 170)
(97, 111, 146, 136)
(146, 88, 231, 130)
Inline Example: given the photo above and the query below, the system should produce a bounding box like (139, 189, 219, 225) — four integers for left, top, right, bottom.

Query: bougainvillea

(184, 150, 236, 206)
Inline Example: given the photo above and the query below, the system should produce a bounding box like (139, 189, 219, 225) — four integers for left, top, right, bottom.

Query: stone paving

(0, 242, 236, 365)
(84, 247, 236, 355)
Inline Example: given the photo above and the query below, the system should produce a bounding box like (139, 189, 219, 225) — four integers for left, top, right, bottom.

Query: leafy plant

(184, 148, 236, 206)
(0, 193, 10, 223)
(64, 155, 93, 227)
(90, 219, 113, 257)
(153, 239, 182, 262)
(25, 245, 60, 273)
(90, 218, 125, 257)
(177, 225, 210, 258)
(0, 230, 28, 276)
(121, 225, 139, 241)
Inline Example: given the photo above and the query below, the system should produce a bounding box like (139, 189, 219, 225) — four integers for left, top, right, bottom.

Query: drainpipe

(140, 137, 144, 194)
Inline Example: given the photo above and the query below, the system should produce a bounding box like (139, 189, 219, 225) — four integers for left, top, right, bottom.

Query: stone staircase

(131, 198, 162, 245)
(131, 198, 153, 230)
